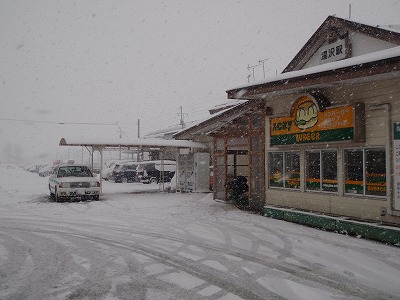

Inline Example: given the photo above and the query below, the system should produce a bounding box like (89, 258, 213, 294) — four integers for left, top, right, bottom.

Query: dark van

(112, 161, 138, 183)
(137, 160, 176, 184)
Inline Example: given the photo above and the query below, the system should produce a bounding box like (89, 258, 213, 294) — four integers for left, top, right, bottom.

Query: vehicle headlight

(59, 182, 70, 188)
(90, 181, 100, 187)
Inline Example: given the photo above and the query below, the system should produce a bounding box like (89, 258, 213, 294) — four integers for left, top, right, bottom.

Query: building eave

(173, 100, 265, 139)
(227, 55, 400, 100)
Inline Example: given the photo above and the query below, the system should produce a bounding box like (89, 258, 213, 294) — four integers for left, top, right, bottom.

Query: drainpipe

(99, 147, 103, 195)
(161, 149, 165, 192)
(369, 103, 394, 214)
(90, 147, 94, 172)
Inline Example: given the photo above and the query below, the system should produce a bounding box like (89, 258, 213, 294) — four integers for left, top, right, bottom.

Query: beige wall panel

(365, 137, 386, 146)
(326, 78, 400, 105)
(267, 188, 392, 220)
(365, 112, 386, 145)
(266, 95, 296, 116)
(302, 194, 332, 213)
(331, 197, 386, 220)
(266, 189, 305, 207)
(391, 105, 400, 124)
(267, 190, 331, 213)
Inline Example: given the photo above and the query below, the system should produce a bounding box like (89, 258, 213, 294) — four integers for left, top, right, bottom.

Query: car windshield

(58, 166, 92, 178)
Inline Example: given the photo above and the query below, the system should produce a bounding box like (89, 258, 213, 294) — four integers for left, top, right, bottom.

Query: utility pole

(178, 106, 187, 129)
(349, 3, 352, 20)
(247, 63, 260, 81)
(258, 58, 269, 79)
(115, 122, 122, 159)
(137, 119, 140, 138)
(116, 123, 122, 138)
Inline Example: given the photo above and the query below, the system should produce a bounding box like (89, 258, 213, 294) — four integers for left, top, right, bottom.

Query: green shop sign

(270, 95, 357, 146)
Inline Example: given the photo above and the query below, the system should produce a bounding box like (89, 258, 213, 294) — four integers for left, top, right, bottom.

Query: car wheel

(54, 188, 59, 202)
(49, 185, 55, 200)
(54, 188, 63, 203)
(150, 177, 158, 184)
(92, 195, 99, 201)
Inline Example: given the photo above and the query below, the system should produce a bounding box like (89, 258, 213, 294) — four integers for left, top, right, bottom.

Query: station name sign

(320, 38, 347, 64)
(270, 95, 359, 146)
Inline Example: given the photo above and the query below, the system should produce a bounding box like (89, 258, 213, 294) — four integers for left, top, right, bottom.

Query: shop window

(269, 152, 283, 188)
(306, 152, 320, 191)
(236, 154, 249, 177)
(366, 149, 386, 196)
(268, 152, 300, 189)
(322, 151, 338, 192)
(227, 154, 235, 177)
(227, 150, 249, 179)
(344, 148, 386, 197)
(344, 150, 363, 194)
(306, 150, 338, 192)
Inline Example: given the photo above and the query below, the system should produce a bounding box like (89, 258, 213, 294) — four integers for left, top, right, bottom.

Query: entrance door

(227, 150, 249, 181)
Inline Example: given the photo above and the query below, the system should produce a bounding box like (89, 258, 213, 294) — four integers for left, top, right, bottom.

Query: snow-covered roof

(174, 99, 265, 139)
(59, 137, 207, 149)
(230, 46, 400, 91)
(377, 24, 400, 33)
(227, 46, 400, 100)
(144, 125, 183, 139)
(174, 104, 242, 136)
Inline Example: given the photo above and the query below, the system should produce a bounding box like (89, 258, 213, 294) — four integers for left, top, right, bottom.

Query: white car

(38, 164, 57, 177)
(101, 164, 116, 180)
(49, 164, 100, 202)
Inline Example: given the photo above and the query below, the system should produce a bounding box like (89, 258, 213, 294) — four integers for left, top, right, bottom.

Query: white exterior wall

(303, 32, 398, 69)
(350, 32, 398, 57)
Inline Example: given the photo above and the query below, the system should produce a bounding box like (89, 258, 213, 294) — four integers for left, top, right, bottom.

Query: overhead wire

(0, 117, 117, 126)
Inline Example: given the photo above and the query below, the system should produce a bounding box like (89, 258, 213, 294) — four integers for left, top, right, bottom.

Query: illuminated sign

(270, 95, 356, 145)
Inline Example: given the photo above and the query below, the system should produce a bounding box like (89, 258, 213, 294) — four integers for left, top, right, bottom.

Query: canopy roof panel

(59, 137, 207, 149)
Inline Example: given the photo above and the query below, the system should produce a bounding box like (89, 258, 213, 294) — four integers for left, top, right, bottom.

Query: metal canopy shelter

(59, 137, 207, 193)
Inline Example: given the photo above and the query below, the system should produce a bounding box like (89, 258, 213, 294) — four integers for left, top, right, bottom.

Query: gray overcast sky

(1, 0, 400, 163)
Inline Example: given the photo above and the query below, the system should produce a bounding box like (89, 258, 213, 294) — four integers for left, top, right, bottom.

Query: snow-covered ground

(0, 162, 399, 300)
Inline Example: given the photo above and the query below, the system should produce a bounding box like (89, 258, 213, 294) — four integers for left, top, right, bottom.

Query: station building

(175, 16, 400, 224)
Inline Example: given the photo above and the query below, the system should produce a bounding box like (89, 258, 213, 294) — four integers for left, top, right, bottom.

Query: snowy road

(1, 163, 400, 300)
